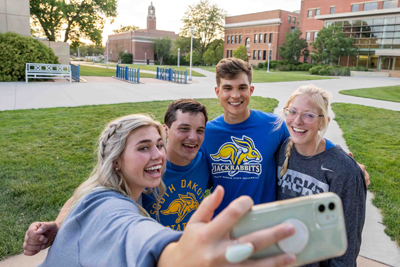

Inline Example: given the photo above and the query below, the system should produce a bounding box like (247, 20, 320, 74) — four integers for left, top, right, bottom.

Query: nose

(231, 88, 240, 99)
(187, 129, 197, 141)
(151, 145, 165, 160)
(293, 112, 303, 124)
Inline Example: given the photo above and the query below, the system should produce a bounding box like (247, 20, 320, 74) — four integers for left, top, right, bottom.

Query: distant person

(276, 85, 367, 266)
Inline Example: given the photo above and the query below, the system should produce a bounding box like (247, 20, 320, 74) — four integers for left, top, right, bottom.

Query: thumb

(187, 186, 224, 224)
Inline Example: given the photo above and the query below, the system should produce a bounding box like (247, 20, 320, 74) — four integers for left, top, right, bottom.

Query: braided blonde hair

(279, 85, 332, 177)
(71, 114, 166, 218)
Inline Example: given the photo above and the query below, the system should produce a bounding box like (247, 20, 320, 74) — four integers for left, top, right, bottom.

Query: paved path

(0, 69, 399, 266)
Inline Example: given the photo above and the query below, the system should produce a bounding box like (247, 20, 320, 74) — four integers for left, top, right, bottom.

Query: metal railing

(116, 65, 140, 83)
(69, 63, 80, 82)
(156, 67, 187, 84)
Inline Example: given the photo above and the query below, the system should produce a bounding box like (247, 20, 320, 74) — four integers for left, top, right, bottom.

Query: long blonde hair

(280, 85, 332, 177)
(71, 114, 166, 217)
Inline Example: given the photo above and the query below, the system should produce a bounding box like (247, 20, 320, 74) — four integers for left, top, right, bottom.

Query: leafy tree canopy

(113, 25, 141, 34)
(311, 25, 356, 65)
(203, 39, 223, 65)
(70, 44, 105, 56)
(153, 37, 172, 65)
(233, 45, 249, 62)
(278, 29, 309, 63)
(180, 0, 226, 65)
(30, 0, 117, 45)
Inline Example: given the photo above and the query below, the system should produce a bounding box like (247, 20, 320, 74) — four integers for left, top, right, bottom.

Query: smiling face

(164, 110, 206, 166)
(115, 126, 166, 200)
(215, 72, 254, 124)
(286, 94, 325, 156)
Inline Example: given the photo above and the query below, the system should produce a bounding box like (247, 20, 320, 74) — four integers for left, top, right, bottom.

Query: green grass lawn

(0, 97, 277, 260)
(339, 85, 400, 103)
(332, 103, 400, 246)
(79, 65, 156, 78)
(91, 63, 205, 77)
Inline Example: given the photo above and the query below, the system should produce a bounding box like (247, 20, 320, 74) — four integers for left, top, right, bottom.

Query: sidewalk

(0, 72, 399, 266)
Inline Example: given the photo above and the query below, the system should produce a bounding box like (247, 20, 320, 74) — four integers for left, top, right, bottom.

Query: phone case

(231, 192, 347, 266)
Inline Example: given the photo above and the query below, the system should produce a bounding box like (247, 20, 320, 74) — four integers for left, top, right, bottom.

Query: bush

(318, 68, 330, 76)
(309, 65, 323, 75)
(258, 62, 264, 68)
(277, 65, 286, 71)
(266, 60, 281, 69)
(286, 63, 293, 71)
(0, 32, 59, 81)
(120, 53, 133, 64)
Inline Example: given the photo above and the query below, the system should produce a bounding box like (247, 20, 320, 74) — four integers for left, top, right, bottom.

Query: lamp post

(267, 43, 271, 73)
(106, 39, 109, 68)
(189, 26, 195, 81)
(177, 48, 180, 67)
(145, 53, 147, 65)
(78, 46, 80, 65)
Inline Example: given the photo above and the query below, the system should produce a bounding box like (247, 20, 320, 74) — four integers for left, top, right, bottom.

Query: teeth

(145, 165, 162, 171)
(293, 128, 306, 133)
(230, 102, 241, 106)
(184, 144, 197, 148)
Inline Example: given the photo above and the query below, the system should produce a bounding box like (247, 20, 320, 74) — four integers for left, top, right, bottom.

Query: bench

(26, 63, 72, 83)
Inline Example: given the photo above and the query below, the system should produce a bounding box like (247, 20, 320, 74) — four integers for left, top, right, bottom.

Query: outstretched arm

(23, 197, 73, 256)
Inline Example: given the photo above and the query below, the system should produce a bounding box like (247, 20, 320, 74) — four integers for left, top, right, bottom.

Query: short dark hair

(215, 58, 252, 87)
(164, 99, 208, 127)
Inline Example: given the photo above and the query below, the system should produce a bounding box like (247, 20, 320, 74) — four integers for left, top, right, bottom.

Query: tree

(70, 44, 105, 56)
(233, 45, 249, 61)
(311, 25, 356, 65)
(30, 0, 117, 45)
(113, 25, 141, 34)
(184, 50, 201, 66)
(278, 29, 309, 63)
(180, 0, 226, 65)
(203, 39, 223, 65)
(153, 37, 172, 65)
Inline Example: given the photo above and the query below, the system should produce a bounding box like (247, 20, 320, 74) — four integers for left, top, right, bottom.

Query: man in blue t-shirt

(201, 58, 289, 215)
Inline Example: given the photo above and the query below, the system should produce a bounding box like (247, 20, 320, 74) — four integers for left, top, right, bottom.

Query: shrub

(258, 62, 264, 68)
(318, 68, 330, 76)
(286, 63, 293, 71)
(277, 65, 286, 71)
(0, 32, 59, 81)
(309, 65, 323, 75)
(120, 53, 133, 64)
(267, 60, 280, 69)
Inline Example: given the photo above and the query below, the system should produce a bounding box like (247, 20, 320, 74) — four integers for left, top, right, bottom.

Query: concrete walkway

(0, 69, 399, 266)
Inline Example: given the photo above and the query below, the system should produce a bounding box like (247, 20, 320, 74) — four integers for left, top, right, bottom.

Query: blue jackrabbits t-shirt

(201, 110, 289, 215)
(141, 151, 211, 231)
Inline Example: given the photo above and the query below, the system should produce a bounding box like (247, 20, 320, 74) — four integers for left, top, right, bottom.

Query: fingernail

(286, 225, 295, 235)
(43, 238, 48, 243)
(285, 254, 296, 263)
(37, 228, 44, 233)
(39, 236, 44, 241)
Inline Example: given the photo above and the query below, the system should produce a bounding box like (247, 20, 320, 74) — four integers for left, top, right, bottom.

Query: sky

(102, 0, 301, 45)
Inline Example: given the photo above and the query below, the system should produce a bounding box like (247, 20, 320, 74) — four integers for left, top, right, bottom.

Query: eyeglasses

(283, 108, 324, 124)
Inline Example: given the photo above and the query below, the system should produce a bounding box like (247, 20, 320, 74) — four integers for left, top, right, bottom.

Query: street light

(189, 26, 195, 81)
(106, 39, 109, 68)
(177, 48, 180, 67)
(145, 53, 147, 65)
(267, 43, 271, 73)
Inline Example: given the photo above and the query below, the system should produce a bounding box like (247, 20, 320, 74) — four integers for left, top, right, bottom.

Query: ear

(250, 85, 255, 95)
(114, 159, 121, 170)
(215, 86, 220, 98)
(328, 117, 331, 123)
(163, 124, 169, 139)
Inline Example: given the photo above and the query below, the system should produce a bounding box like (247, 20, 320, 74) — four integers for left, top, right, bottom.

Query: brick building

(300, 0, 400, 71)
(106, 2, 178, 64)
(224, 10, 301, 65)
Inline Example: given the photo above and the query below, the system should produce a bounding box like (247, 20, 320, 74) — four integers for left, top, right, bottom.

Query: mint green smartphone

(231, 192, 347, 266)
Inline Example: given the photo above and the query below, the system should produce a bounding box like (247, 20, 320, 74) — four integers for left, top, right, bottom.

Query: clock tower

(147, 2, 156, 30)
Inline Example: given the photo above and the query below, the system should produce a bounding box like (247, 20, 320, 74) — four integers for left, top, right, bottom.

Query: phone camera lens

(318, 204, 325, 212)
(329, 202, 335, 210)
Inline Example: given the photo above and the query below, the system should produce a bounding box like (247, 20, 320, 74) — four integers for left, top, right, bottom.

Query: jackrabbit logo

(211, 135, 262, 176)
(160, 192, 199, 223)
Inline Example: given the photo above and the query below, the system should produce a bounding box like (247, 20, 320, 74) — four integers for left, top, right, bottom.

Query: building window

(259, 34, 262, 43)
(227, 50, 229, 58)
(263, 50, 266, 60)
(330, 7, 335, 14)
(257, 50, 261, 60)
(352, 4, 359, 12)
(239, 35, 242, 44)
(364, 2, 378, 11)
(227, 36, 230, 44)
(264, 34, 267, 43)
(297, 18, 300, 26)
(383, 0, 397, 9)
(269, 50, 272, 60)
(314, 31, 318, 40)
(230, 50, 232, 57)
(308, 10, 313, 18)
(254, 34, 257, 43)
(288, 16, 291, 23)
(235, 35, 238, 44)
(306, 32, 311, 41)
(269, 33, 273, 43)
(304, 55, 308, 63)
(293, 17, 296, 24)
(253, 50, 256, 60)
(245, 38, 250, 50)
(315, 9, 320, 16)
